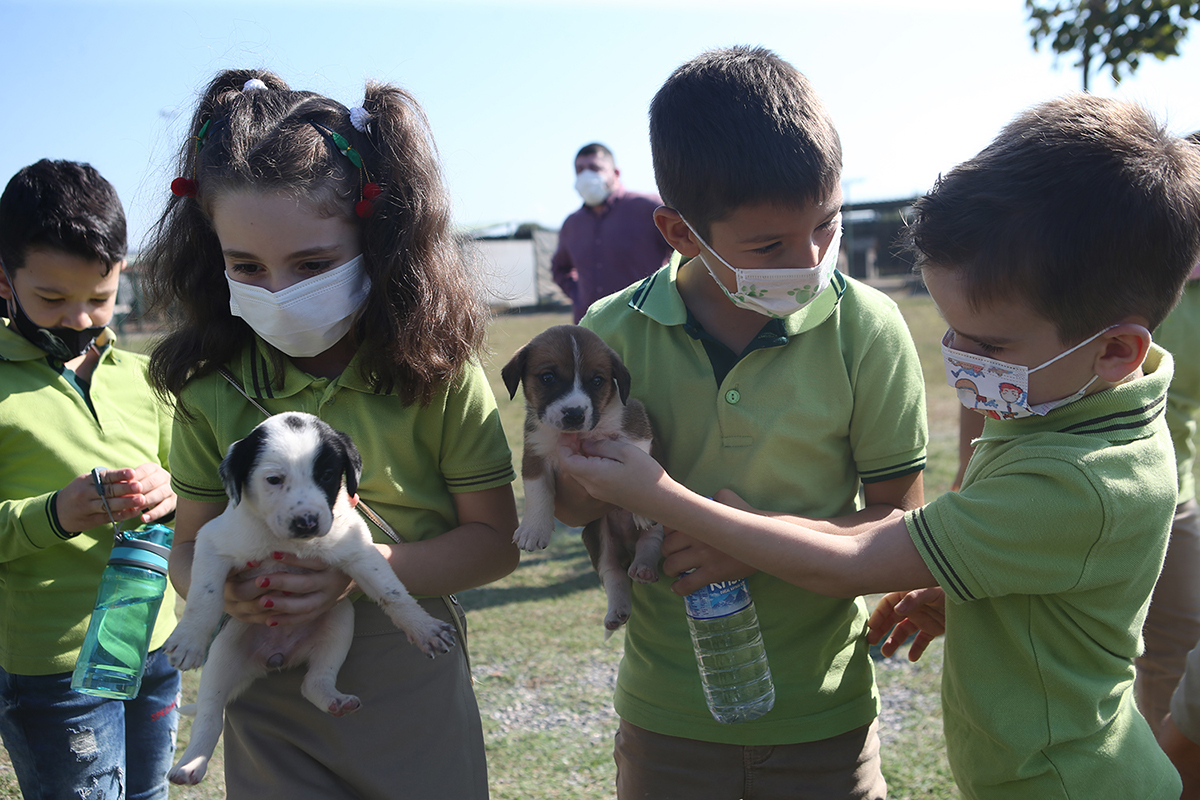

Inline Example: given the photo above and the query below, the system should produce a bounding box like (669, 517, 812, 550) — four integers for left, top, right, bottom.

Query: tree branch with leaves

(1027, 0, 1200, 90)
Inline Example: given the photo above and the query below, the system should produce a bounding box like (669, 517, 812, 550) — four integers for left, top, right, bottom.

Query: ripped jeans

(0, 648, 180, 800)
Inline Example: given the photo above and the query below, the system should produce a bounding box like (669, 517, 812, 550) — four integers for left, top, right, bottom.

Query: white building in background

(460, 222, 569, 311)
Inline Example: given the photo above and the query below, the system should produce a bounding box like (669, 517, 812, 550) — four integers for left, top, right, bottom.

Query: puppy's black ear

(218, 426, 266, 505)
(334, 429, 363, 498)
(612, 352, 632, 404)
(501, 346, 528, 400)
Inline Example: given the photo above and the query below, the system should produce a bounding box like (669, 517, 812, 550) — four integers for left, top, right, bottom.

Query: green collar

(0, 318, 118, 364)
(226, 334, 380, 401)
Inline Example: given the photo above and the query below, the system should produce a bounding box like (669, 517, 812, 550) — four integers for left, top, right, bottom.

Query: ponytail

(142, 69, 487, 406)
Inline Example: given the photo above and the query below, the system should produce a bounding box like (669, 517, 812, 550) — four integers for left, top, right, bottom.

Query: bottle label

(684, 578, 752, 620)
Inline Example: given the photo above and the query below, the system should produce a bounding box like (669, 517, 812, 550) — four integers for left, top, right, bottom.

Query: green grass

(2, 291, 974, 798)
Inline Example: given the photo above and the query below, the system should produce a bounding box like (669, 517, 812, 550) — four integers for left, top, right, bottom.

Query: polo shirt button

(725, 389, 740, 404)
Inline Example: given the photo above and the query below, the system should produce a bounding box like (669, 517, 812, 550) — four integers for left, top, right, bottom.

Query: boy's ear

(1092, 322, 1153, 384)
(0, 264, 11, 301)
(653, 207, 702, 258)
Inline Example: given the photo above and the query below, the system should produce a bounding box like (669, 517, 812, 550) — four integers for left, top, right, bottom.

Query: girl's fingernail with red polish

(272, 551, 284, 560)
(246, 560, 260, 568)
(268, 620, 278, 627)
(263, 599, 274, 608)
(258, 577, 270, 588)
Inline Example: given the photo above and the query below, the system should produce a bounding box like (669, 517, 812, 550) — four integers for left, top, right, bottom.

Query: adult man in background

(552, 143, 672, 322)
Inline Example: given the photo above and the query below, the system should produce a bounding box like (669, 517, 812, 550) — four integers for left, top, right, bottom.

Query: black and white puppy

(163, 412, 456, 785)
(502, 325, 664, 633)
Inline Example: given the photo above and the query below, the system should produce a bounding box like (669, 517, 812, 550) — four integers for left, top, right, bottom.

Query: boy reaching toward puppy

(562, 93, 1200, 798)
(557, 46, 928, 799)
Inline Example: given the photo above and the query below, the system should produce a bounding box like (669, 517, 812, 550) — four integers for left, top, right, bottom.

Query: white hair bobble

(349, 106, 371, 133)
(243, 78, 269, 92)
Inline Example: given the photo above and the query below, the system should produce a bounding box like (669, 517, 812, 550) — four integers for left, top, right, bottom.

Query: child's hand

(223, 552, 353, 627)
(128, 462, 177, 525)
(662, 530, 755, 596)
(867, 588, 946, 662)
(55, 463, 176, 533)
(558, 438, 668, 515)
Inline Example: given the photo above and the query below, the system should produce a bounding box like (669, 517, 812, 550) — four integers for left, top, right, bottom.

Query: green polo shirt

(169, 337, 515, 546)
(907, 344, 1181, 799)
(0, 321, 177, 675)
(1155, 279, 1200, 504)
(583, 257, 928, 745)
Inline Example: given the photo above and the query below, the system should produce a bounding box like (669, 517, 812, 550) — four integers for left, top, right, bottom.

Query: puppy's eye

(590, 375, 607, 388)
(266, 475, 284, 486)
(539, 372, 556, 385)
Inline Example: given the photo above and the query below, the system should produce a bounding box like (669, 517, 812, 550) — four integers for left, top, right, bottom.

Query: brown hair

(649, 46, 841, 238)
(907, 94, 1200, 341)
(142, 69, 487, 405)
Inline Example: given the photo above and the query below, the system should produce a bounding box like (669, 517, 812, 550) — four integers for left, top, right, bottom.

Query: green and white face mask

(683, 217, 842, 319)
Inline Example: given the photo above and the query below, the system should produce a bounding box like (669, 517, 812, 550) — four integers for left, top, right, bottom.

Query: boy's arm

(561, 439, 936, 598)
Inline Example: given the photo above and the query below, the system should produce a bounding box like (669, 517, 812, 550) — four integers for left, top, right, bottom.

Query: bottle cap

(108, 539, 170, 574)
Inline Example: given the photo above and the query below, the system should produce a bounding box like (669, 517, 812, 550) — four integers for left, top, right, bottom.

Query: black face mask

(3, 278, 103, 361)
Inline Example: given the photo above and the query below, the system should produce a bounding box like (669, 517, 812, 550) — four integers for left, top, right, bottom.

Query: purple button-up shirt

(551, 187, 673, 322)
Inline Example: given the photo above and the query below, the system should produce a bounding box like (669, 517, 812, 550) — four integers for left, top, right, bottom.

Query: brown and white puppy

(163, 412, 456, 785)
(502, 324, 664, 633)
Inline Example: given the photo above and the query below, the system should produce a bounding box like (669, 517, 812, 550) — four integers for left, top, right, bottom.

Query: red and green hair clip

(169, 120, 209, 199)
(309, 121, 382, 218)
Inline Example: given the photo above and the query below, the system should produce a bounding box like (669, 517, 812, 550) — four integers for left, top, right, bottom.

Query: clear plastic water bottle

(684, 577, 775, 724)
(71, 524, 173, 699)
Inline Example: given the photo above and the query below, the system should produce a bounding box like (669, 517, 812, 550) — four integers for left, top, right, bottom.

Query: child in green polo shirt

(561, 94, 1200, 799)
(0, 160, 179, 800)
(554, 46, 928, 799)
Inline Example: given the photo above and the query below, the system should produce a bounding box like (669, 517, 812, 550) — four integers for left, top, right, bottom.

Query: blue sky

(3, 0, 1199, 250)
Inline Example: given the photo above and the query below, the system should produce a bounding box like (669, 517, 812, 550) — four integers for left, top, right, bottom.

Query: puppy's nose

(561, 407, 586, 430)
(289, 513, 321, 538)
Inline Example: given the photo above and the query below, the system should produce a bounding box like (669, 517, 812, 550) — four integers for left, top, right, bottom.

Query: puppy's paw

(327, 694, 361, 717)
(169, 754, 209, 785)
(604, 607, 630, 633)
(513, 523, 552, 552)
(163, 630, 207, 672)
(628, 562, 659, 585)
(407, 619, 457, 658)
(631, 513, 655, 530)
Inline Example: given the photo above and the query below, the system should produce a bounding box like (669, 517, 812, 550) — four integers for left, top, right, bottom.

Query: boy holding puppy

(563, 94, 1200, 798)
(557, 46, 928, 798)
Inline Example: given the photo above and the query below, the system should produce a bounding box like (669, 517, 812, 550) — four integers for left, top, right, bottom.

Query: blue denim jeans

(0, 648, 180, 800)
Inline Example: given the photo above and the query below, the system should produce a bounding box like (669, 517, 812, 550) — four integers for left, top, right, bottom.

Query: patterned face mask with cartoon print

(683, 218, 843, 319)
(941, 326, 1114, 419)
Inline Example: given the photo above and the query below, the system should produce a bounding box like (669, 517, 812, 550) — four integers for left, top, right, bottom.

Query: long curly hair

(142, 69, 487, 406)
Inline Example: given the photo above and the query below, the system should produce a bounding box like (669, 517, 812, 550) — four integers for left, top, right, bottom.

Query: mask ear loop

(309, 120, 382, 218)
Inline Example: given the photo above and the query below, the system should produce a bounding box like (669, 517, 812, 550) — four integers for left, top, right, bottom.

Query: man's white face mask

(575, 170, 611, 206)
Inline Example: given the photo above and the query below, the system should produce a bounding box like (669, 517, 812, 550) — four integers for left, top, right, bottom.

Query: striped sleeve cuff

(906, 506, 976, 603)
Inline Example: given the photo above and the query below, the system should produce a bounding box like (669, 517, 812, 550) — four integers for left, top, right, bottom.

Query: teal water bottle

(71, 523, 174, 699)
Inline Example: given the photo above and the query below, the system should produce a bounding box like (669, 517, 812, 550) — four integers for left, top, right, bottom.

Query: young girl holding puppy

(142, 69, 519, 799)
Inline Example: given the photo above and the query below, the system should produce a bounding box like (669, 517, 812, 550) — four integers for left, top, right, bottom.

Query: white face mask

(684, 217, 842, 319)
(226, 254, 371, 358)
(941, 325, 1118, 419)
(574, 169, 611, 206)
